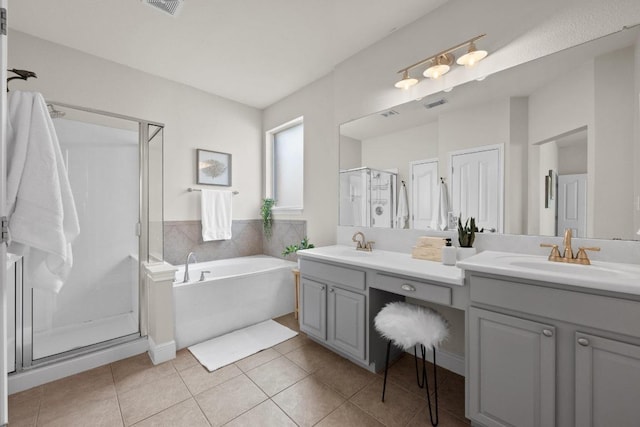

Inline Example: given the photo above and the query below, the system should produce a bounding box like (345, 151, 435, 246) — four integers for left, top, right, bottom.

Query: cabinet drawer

(373, 273, 452, 306)
(470, 274, 640, 337)
(300, 259, 366, 291)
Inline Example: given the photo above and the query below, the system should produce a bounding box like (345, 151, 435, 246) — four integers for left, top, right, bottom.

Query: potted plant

(457, 216, 479, 260)
(282, 237, 315, 258)
(261, 198, 275, 238)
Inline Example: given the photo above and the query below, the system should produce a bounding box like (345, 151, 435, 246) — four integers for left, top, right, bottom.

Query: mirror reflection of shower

(339, 167, 397, 228)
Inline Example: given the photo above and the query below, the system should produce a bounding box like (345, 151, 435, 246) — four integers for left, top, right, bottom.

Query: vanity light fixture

(394, 34, 488, 89)
(456, 41, 488, 67)
(394, 70, 419, 89)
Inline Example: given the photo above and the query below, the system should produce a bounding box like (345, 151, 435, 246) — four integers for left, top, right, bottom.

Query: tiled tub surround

(7, 314, 470, 426)
(163, 219, 306, 266)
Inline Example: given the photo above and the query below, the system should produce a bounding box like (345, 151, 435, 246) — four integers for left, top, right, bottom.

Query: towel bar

(188, 188, 239, 195)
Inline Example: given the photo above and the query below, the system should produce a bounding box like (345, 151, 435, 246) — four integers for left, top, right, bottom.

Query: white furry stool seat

(374, 302, 448, 350)
(374, 301, 449, 427)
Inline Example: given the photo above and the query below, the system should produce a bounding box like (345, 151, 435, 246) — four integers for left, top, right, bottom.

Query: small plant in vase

(457, 216, 479, 260)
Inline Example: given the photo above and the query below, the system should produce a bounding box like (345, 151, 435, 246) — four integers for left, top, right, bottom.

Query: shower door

(27, 111, 142, 362)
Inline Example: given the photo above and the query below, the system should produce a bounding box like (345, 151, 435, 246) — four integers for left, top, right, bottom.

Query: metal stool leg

(414, 345, 427, 388)
(381, 340, 392, 402)
(424, 347, 439, 426)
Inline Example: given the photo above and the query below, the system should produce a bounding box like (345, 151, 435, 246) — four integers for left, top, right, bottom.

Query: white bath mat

(188, 319, 298, 372)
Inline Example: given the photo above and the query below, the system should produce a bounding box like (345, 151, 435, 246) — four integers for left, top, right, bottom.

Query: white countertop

(457, 250, 640, 296)
(297, 245, 465, 286)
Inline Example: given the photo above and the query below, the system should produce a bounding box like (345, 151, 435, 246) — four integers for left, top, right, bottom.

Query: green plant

(458, 216, 478, 248)
(261, 198, 276, 238)
(282, 237, 315, 257)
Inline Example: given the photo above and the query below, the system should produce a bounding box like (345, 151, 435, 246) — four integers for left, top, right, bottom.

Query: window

(266, 117, 304, 211)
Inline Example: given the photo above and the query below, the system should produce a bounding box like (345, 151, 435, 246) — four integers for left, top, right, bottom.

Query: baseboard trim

(8, 337, 148, 394)
(148, 337, 176, 365)
(409, 347, 465, 377)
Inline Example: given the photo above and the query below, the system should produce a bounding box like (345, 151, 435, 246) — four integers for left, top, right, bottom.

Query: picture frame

(196, 149, 232, 186)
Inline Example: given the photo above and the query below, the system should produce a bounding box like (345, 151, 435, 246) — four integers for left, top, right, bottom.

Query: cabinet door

(327, 286, 366, 360)
(575, 332, 640, 427)
(469, 307, 556, 427)
(300, 277, 326, 340)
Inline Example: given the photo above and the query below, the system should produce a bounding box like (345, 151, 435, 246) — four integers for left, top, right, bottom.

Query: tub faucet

(183, 252, 197, 283)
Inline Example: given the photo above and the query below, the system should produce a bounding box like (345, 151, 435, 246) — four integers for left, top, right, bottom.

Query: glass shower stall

(7, 102, 163, 373)
(339, 167, 398, 228)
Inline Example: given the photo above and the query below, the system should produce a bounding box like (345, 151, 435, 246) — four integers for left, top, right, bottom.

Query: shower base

(33, 312, 139, 361)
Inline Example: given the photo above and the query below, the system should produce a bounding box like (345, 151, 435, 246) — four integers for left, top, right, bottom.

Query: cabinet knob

(329, 288, 335, 293)
(542, 329, 554, 337)
(321, 286, 325, 291)
(577, 337, 590, 347)
(401, 283, 416, 292)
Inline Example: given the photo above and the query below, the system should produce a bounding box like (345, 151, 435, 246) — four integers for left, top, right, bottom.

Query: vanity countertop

(297, 245, 464, 286)
(457, 250, 640, 296)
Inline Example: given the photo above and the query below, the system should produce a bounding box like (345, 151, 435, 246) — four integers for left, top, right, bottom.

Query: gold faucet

(540, 228, 600, 265)
(352, 231, 375, 251)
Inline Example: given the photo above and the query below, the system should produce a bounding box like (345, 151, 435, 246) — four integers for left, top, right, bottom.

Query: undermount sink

(332, 248, 375, 257)
(457, 250, 640, 294)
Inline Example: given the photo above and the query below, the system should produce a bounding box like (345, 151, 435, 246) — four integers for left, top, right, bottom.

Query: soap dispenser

(442, 238, 456, 266)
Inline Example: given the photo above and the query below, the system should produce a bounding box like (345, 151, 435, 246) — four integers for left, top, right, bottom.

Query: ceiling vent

(142, 0, 184, 17)
(424, 99, 447, 109)
(380, 110, 399, 118)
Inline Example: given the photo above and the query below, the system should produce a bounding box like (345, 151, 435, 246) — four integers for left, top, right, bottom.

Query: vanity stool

(374, 301, 449, 426)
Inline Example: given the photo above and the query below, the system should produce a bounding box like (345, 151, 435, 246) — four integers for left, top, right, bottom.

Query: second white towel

(201, 189, 232, 241)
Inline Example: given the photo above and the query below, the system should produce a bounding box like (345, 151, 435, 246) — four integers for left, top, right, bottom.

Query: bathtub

(173, 255, 297, 349)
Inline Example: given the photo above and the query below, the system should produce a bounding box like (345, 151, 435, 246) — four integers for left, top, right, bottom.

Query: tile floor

(8, 314, 470, 427)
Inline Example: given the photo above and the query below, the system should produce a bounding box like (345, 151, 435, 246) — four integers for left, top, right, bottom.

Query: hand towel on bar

(6, 91, 80, 293)
(201, 189, 233, 241)
(396, 182, 409, 229)
(430, 180, 450, 231)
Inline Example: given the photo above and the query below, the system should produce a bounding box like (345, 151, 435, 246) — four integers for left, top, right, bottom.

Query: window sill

(272, 207, 303, 215)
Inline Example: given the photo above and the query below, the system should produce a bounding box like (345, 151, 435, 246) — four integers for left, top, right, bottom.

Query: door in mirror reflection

(410, 159, 438, 229)
(450, 145, 502, 233)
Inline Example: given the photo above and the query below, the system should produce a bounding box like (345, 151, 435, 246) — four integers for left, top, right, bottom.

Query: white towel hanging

(431, 179, 450, 231)
(201, 189, 233, 241)
(7, 91, 80, 293)
(396, 181, 409, 229)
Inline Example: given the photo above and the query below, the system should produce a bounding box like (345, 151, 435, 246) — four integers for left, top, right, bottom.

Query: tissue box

(411, 236, 446, 261)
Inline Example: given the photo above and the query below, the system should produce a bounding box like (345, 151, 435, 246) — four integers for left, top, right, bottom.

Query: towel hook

(7, 68, 37, 91)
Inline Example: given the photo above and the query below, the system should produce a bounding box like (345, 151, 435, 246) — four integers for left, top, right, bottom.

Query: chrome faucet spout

(183, 252, 198, 283)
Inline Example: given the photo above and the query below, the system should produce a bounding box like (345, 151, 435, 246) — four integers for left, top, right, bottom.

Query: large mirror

(339, 27, 640, 240)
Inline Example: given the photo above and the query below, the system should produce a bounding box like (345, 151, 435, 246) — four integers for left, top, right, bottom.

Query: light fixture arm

(396, 34, 486, 75)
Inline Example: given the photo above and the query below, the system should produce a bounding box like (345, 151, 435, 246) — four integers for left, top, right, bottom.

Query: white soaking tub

(172, 255, 296, 349)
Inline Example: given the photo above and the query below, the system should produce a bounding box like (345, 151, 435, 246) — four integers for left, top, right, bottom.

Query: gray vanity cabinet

(469, 307, 556, 427)
(299, 258, 368, 362)
(468, 272, 640, 427)
(574, 332, 640, 427)
(300, 277, 327, 340)
(327, 285, 366, 359)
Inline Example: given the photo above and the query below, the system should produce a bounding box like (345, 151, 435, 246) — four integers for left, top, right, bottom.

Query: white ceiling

(8, 0, 448, 109)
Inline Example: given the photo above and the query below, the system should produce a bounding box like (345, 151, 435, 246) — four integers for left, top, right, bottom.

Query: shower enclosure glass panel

(30, 113, 141, 360)
(147, 125, 164, 263)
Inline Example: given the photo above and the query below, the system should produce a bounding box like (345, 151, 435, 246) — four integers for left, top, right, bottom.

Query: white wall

(339, 135, 361, 170)
(558, 143, 588, 175)
(8, 30, 263, 223)
(361, 122, 438, 186)
(262, 74, 337, 247)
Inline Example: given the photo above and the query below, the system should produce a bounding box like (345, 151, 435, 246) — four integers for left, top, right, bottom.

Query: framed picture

(196, 149, 232, 186)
